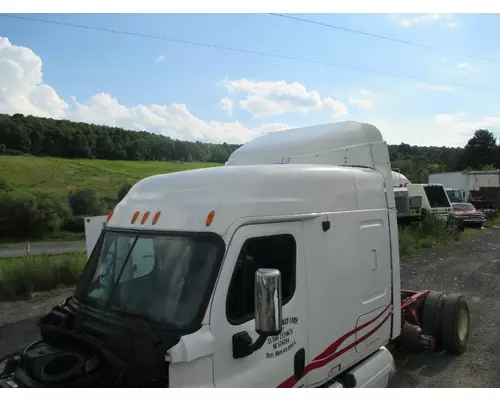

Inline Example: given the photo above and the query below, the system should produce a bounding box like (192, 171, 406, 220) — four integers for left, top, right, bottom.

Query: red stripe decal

(313, 303, 392, 362)
(277, 304, 393, 388)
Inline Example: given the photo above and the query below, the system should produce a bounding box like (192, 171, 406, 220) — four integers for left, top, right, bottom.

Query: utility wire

(269, 13, 500, 65)
(1, 13, 498, 93)
(270, 13, 431, 49)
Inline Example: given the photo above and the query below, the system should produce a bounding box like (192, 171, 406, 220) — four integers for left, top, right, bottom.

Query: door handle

(294, 348, 306, 382)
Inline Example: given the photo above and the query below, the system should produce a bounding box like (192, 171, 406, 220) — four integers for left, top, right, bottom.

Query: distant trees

(389, 129, 499, 183)
(0, 113, 240, 163)
(463, 129, 499, 170)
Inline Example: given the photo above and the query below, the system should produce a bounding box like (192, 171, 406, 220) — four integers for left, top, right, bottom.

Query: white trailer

(0, 121, 471, 388)
(468, 170, 500, 190)
(429, 171, 469, 203)
(429, 170, 500, 205)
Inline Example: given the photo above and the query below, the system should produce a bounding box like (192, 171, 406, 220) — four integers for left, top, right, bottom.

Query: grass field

(0, 253, 87, 299)
(0, 155, 220, 199)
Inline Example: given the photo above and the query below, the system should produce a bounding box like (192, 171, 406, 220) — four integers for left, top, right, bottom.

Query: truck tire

(421, 291, 445, 350)
(440, 294, 470, 355)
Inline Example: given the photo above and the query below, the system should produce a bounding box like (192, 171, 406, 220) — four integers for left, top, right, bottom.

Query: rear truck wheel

(440, 294, 471, 355)
(421, 291, 445, 350)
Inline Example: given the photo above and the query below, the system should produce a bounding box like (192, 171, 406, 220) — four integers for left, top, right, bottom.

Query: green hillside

(0, 155, 221, 199)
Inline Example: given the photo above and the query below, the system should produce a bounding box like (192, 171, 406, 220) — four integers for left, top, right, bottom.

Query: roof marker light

(131, 211, 140, 224)
(152, 211, 161, 225)
(141, 211, 150, 225)
(206, 210, 215, 227)
(106, 210, 114, 222)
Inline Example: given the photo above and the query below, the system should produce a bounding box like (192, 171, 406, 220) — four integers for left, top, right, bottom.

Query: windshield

(75, 230, 224, 331)
(453, 203, 475, 212)
(446, 189, 463, 203)
(424, 185, 451, 208)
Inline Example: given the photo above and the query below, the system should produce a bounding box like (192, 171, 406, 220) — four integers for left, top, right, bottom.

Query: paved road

(0, 241, 86, 258)
(0, 240, 86, 258)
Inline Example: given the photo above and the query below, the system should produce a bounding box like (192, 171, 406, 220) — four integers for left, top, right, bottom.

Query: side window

(226, 234, 296, 325)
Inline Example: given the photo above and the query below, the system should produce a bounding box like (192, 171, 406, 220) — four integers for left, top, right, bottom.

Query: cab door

(210, 222, 308, 388)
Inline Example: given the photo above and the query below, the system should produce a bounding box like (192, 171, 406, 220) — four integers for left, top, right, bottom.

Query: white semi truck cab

(0, 122, 470, 388)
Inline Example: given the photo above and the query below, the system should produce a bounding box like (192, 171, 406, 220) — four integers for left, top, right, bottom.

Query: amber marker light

(141, 211, 150, 225)
(206, 210, 215, 227)
(106, 210, 114, 222)
(152, 211, 161, 225)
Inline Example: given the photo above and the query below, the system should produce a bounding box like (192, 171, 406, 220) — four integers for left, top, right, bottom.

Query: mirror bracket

(232, 332, 268, 359)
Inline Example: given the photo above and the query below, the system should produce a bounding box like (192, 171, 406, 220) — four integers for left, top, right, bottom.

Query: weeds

(398, 211, 461, 261)
(0, 253, 86, 299)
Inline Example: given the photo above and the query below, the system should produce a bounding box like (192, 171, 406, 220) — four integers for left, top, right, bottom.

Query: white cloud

(457, 62, 476, 72)
(348, 89, 379, 110)
(217, 97, 233, 116)
(0, 36, 293, 144)
(396, 14, 456, 28)
(432, 113, 500, 145)
(68, 94, 293, 144)
(434, 112, 466, 124)
(155, 55, 165, 64)
(0, 37, 68, 118)
(440, 57, 449, 64)
(223, 79, 349, 119)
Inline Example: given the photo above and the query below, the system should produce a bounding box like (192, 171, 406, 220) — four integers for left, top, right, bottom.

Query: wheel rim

(457, 307, 469, 342)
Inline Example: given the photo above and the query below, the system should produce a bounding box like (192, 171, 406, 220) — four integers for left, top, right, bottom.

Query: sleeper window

(226, 234, 296, 325)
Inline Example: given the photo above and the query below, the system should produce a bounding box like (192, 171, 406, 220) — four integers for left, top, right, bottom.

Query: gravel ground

(0, 229, 499, 387)
(390, 227, 500, 388)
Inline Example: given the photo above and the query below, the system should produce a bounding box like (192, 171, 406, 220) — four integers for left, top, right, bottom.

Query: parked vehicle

(0, 121, 471, 388)
(446, 188, 467, 203)
(429, 172, 469, 202)
(391, 172, 422, 224)
(406, 183, 452, 219)
(450, 202, 486, 228)
(429, 170, 500, 213)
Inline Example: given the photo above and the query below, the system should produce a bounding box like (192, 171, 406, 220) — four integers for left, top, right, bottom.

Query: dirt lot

(0, 228, 499, 387)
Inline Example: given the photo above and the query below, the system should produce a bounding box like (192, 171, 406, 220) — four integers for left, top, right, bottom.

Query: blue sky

(0, 13, 499, 146)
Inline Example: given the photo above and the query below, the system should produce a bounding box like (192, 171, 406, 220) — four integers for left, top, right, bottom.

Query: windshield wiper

(106, 308, 161, 347)
(105, 236, 139, 309)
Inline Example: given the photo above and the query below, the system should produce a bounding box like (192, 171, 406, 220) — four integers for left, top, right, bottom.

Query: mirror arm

(232, 332, 269, 359)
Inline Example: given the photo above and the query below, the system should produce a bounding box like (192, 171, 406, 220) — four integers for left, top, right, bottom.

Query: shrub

(68, 187, 106, 217)
(117, 183, 132, 202)
(0, 192, 70, 239)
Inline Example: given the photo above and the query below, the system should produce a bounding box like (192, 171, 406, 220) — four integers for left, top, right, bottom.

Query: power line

(270, 13, 431, 49)
(269, 13, 500, 65)
(1, 13, 499, 93)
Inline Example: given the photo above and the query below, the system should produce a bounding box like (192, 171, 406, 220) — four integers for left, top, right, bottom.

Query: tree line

(0, 113, 498, 240)
(0, 113, 240, 163)
(389, 129, 499, 183)
(1, 113, 498, 181)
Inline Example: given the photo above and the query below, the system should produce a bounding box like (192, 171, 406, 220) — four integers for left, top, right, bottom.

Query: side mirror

(232, 268, 283, 359)
(255, 268, 283, 336)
